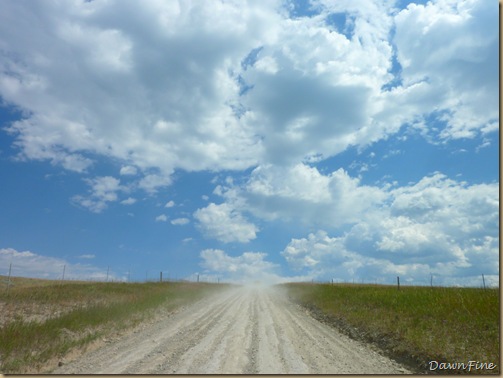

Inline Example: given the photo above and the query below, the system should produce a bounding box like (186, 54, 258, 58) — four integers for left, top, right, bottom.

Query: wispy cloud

(120, 165, 137, 176)
(121, 197, 136, 205)
(72, 176, 125, 213)
(171, 218, 189, 226)
(77, 254, 95, 259)
(0, 248, 121, 281)
(155, 214, 167, 222)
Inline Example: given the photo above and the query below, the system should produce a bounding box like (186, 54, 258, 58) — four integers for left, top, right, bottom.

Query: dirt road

(52, 285, 410, 374)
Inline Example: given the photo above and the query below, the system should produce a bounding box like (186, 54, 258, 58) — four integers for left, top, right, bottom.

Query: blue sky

(0, 0, 498, 286)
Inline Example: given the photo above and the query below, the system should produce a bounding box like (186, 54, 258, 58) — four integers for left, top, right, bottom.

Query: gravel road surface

(52, 286, 410, 374)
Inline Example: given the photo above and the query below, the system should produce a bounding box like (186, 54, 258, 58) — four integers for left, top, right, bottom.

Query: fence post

(160, 271, 163, 282)
(397, 276, 400, 290)
(6, 262, 12, 293)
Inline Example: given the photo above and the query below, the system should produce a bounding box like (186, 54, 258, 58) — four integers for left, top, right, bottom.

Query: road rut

(52, 286, 410, 374)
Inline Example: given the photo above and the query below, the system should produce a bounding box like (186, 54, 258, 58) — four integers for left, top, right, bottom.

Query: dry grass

(0, 276, 228, 374)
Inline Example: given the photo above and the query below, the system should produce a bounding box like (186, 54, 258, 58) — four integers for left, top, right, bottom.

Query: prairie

(283, 282, 500, 374)
(0, 275, 226, 373)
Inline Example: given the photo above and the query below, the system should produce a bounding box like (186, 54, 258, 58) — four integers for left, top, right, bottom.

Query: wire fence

(1, 263, 224, 292)
(1, 262, 498, 290)
(314, 273, 497, 290)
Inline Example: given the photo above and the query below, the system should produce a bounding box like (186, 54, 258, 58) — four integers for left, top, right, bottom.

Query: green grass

(0, 278, 227, 374)
(283, 283, 499, 374)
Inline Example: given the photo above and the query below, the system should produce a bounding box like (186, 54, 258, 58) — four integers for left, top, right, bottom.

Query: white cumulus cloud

(194, 203, 258, 243)
(216, 163, 386, 227)
(0, 1, 497, 287)
(280, 173, 499, 286)
(0, 0, 496, 217)
(393, 0, 498, 140)
(200, 249, 297, 285)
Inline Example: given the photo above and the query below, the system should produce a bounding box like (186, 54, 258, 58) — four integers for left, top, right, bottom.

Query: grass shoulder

(0, 276, 229, 374)
(282, 282, 499, 374)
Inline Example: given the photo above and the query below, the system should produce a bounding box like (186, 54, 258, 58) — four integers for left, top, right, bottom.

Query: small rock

(58, 361, 64, 367)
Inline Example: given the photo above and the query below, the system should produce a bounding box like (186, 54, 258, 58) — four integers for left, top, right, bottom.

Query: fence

(1, 262, 497, 290)
(318, 273, 496, 290)
(1, 263, 223, 291)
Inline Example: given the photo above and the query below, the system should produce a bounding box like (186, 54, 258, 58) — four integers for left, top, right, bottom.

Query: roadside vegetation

(0, 276, 228, 374)
(283, 282, 499, 374)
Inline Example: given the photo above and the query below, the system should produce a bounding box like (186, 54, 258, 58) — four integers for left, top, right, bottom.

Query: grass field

(0, 276, 227, 374)
(283, 282, 500, 374)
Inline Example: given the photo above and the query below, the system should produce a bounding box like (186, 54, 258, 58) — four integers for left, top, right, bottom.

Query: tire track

(259, 289, 311, 374)
(123, 288, 244, 374)
(264, 287, 405, 374)
(243, 290, 259, 374)
(158, 289, 252, 374)
(53, 288, 240, 374)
